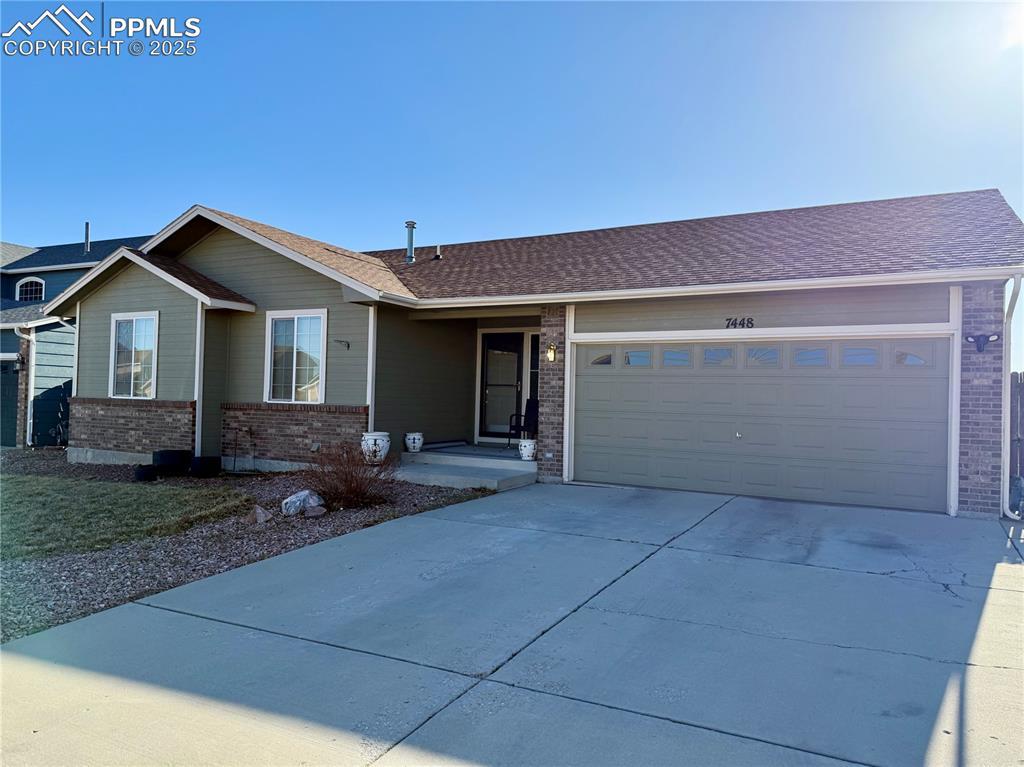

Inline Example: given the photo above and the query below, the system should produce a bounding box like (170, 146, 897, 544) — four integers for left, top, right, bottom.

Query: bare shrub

(301, 443, 397, 510)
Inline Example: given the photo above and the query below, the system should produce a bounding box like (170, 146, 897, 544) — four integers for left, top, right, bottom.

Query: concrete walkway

(2, 485, 1021, 766)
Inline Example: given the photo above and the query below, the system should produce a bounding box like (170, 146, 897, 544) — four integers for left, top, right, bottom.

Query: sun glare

(1001, 2, 1024, 49)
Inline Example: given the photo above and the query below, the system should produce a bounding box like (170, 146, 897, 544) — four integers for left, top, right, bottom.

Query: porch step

(395, 462, 537, 492)
(402, 449, 530, 470)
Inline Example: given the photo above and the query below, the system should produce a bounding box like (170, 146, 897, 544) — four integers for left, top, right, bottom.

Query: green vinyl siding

(179, 228, 369, 406)
(573, 284, 951, 333)
(200, 310, 231, 455)
(31, 322, 75, 446)
(374, 304, 476, 444)
(76, 264, 197, 400)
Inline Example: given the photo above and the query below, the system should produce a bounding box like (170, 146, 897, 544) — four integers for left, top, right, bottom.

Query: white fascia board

(0, 316, 61, 330)
(2, 262, 99, 274)
(411, 266, 1024, 309)
(142, 206, 383, 303)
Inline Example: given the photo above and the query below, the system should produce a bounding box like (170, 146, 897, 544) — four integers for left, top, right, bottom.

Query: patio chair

(508, 397, 539, 447)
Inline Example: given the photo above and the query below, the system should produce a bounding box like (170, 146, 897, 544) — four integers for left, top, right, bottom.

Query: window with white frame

(264, 309, 327, 403)
(16, 277, 44, 302)
(110, 312, 158, 398)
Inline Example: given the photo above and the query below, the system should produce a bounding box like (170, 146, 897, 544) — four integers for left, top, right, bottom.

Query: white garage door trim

(562, 286, 963, 515)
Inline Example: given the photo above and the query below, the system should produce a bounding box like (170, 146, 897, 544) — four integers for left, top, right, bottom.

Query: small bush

(302, 443, 396, 510)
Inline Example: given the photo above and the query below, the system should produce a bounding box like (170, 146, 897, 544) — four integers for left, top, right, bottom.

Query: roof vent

(405, 220, 416, 264)
(84, 221, 90, 255)
(433, 245, 442, 260)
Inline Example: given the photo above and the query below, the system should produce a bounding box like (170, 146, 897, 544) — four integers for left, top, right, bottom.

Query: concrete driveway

(2, 485, 1021, 766)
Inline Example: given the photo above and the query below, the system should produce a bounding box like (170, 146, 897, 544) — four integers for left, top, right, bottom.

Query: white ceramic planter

(361, 432, 391, 465)
(404, 432, 424, 453)
(518, 438, 537, 461)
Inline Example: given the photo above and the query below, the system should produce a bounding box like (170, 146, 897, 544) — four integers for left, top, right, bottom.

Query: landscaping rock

(303, 505, 328, 518)
(248, 505, 274, 525)
(281, 489, 324, 517)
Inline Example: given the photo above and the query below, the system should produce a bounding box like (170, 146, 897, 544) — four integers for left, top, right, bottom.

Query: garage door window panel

(793, 346, 830, 368)
(893, 341, 935, 369)
(585, 347, 615, 367)
(841, 345, 881, 368)
(746, 346, 780, 368)
(661, 347, 693, 368)
(702, 346, 735, 368)
(623, 348, 652, 368)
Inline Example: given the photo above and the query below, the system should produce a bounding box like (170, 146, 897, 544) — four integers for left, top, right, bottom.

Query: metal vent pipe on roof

(405, 220, 416, 264)
(84, 221, 90, 254)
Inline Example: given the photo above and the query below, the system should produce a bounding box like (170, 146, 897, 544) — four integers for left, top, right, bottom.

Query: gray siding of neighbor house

(374, 304, 477, 445)
(200, 310, 231, 456)
(573, 284, 951, 333)
(31, 322, 75, 446)
(178, 228, 369, 406)
(76, 264, 197, 400)
(1, 268, 90, 302)
(1, 329, 20, 354)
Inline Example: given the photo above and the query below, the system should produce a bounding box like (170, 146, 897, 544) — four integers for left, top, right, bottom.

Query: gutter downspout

(1003, 274, 1022, 521)
(13, 325, 34, 446)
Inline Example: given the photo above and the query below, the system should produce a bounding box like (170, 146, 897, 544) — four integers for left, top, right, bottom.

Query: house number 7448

(725, 317, 755, 328)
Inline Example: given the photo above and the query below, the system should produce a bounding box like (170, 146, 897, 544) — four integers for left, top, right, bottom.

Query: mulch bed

(0, 449, 487, 643)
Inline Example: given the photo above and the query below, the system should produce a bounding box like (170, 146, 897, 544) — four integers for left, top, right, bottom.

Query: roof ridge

(366, 188, 1004, 257)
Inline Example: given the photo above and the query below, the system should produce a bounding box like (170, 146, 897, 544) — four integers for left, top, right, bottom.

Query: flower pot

(361, 431, 391, 465)
(518, 438, 537, 461)
(404, 432, 424, 453)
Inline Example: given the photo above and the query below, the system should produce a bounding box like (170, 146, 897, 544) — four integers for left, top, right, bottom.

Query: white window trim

(108, 311, 159, 400)
(15, 276, 45, 302)
(263, 308, 328, 404)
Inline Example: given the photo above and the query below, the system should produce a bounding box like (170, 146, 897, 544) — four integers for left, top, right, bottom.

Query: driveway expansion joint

(485, 679, 875, 767)
(468, 495, 738, 683)
(134, 601, 481, 681)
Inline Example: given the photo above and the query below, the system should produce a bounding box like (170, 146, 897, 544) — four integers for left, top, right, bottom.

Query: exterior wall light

(546, 342, 558, 363)
(965, 332, 1001, 352)
(14, 353, 26, 372)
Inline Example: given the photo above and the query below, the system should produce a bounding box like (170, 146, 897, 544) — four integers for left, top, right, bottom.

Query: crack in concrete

(668, 544, 1024, 593)
(417, 513, 663, 547)
(581, 605, 1021, 671)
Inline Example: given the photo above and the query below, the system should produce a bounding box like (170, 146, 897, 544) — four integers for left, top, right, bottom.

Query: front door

(479, 332, 523, 438)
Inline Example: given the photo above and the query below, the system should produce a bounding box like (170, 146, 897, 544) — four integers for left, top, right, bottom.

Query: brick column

(15, 337, 30, 447)
(958, 281, 1005, 517)
(537, 304, 566, 482)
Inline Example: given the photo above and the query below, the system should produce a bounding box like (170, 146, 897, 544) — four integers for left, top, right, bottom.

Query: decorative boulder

(303, 505, 328, 518)
(281, 490, 325, 517)
(248, 505, 274, 525)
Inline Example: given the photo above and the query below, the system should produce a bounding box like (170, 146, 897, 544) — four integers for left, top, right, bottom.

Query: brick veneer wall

(959, 281, 1006, 516)
(69, 398, 195, 454)
(15, 337, 29, 447)
(221, 402, 368, 465)
(537, 305, 566, 482)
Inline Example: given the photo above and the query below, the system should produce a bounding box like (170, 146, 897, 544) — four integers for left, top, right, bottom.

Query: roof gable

(143, 206, 416, 302)
(45, 247, 255, 316)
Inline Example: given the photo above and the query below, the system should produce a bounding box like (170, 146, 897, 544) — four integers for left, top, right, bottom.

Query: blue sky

(2, 1, 1020, 249)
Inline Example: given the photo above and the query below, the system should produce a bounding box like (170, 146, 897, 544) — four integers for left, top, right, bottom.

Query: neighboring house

(42, 190, 1024, 517)
(1, 234, 150, 447)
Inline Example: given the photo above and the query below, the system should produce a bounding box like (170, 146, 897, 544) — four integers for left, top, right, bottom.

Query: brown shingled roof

(205, 207, 416, 299)
(128, 250, 255, 306)
(366, 189, 1024, 300)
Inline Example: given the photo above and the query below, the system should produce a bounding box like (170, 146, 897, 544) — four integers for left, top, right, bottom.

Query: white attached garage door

(573, 338, 949, 512)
